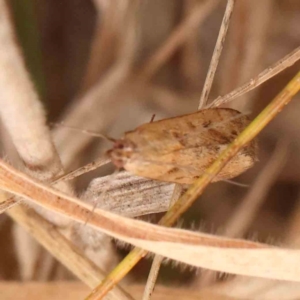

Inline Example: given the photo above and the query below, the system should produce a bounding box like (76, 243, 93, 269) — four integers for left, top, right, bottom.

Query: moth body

(107, 108, 257, 184)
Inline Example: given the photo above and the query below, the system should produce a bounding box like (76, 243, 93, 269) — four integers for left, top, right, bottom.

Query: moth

(107, 108, 257, 184)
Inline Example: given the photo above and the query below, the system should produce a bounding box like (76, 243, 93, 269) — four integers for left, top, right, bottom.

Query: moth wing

(122, 108, 256, 184)
(125, 108, 249, 155)
(125, 144, 255, 184)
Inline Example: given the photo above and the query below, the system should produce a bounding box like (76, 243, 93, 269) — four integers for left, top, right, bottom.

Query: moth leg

(150, 114, 156, 123)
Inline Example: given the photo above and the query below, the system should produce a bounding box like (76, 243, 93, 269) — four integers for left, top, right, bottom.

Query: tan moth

(107, 108, 257, 184)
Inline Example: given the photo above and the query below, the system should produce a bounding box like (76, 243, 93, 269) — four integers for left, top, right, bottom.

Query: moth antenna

(50, 122, 117, 143)
(84, 168, 121, 226)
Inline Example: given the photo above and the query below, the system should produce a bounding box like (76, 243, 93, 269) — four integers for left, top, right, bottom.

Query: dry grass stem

(198, 0, 235, 109)
(210, 46, 300, 108)
(0, 194, 19, 213)
(0, 157, 110, 215)
(142, 256, 164, 300)
(0, 158, 283, 262)
(53, 156, 111, 184)
(82, 0, 132, 90)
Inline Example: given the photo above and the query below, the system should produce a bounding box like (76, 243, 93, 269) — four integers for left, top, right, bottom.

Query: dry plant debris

(0, 1, 300, 300)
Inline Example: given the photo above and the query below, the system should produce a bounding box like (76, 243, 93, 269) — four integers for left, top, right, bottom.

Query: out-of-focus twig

(180, 0, 202, 89)
(82, 0, 133, 90)
(218, 1, 247, 97)
(232, 0, 273, 110)
(138, 0, 220, 80)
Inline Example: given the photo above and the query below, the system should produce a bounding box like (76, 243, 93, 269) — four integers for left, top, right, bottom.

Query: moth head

(107, 139, 135, 168)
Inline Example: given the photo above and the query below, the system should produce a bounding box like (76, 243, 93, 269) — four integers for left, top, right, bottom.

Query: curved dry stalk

(138, 0, 220, 79)
(0, 157, 269, 246)
(0, 0, 74, 231)
(198, 0, 235, 109)
(0, 1, 64, 181)
(0, 1, 76, 231)
(0, 156, 110, 215)
(84, 70, 300, 299)
(2, 152, 300, 289)
(210, 46, 300, 108)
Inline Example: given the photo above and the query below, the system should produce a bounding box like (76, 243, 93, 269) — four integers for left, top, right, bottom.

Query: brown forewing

(108, 108, 257, 184)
